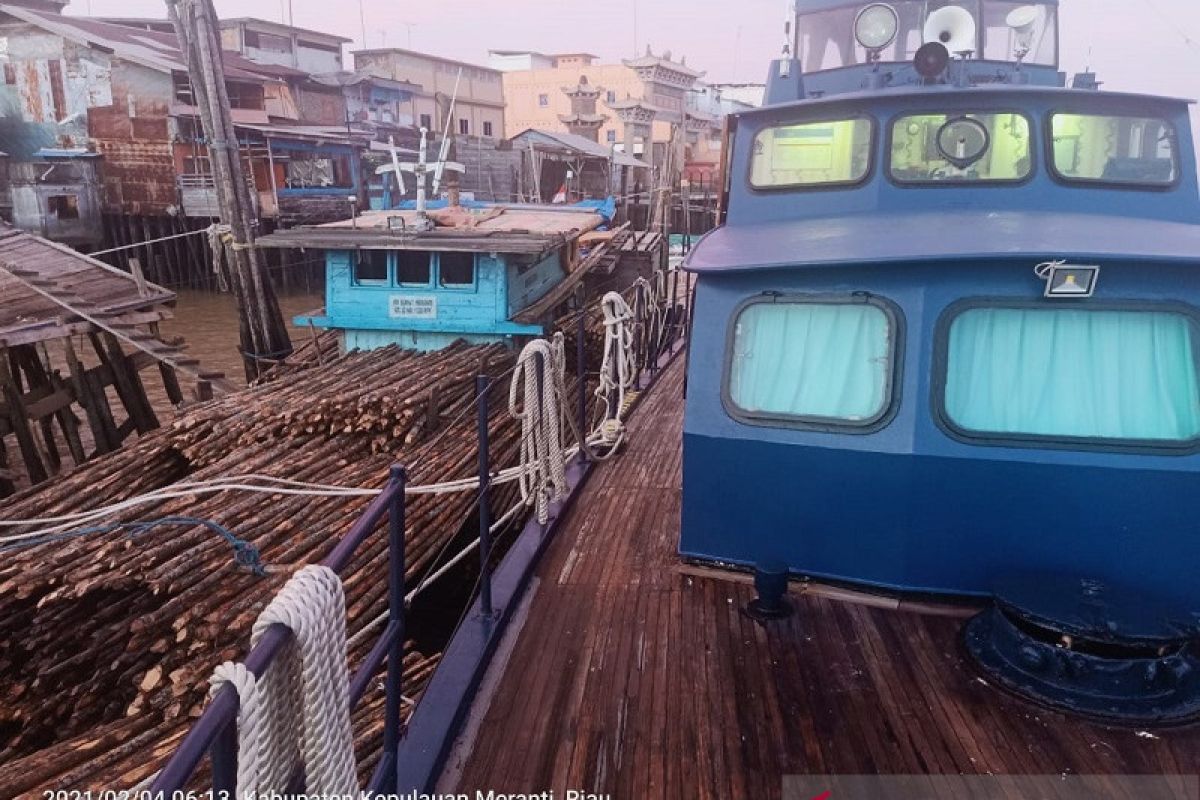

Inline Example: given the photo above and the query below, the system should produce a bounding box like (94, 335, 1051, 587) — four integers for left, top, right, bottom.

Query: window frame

(745, 114, 878, 193)
(885, 109, 1037, 188)
(1043, 110, 1182, 192)
(395, 250, 434, 288)
(931, 297, 1200, 455)
(435, 252, 478, 291)
(721, 292, 904, 434)
(352, 249, 391, 286)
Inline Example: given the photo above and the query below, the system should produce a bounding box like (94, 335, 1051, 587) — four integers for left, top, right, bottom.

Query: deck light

(1036, 260, 1100, 298)
(854, 3, 900, 52)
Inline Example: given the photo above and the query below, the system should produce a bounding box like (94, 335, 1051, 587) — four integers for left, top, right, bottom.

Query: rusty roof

(0, 225, 175, 347)
(257, 205, 604, 254)
(0, 6, 281, 83)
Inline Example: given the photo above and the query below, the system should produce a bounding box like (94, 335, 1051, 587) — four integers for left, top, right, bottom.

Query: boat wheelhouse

(682, 0, 1200, 609)
(258, 205, 606, 352)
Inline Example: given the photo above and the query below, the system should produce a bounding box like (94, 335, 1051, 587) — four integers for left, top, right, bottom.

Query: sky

(63, 0, 1200, 92)
(64, 0, 1200, 134)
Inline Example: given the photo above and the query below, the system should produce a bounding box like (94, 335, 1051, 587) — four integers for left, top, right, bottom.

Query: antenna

(395, 128, 465, 231)
(432, 68, 463, 196)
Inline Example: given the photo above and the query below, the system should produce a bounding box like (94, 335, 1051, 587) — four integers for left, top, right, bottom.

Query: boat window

(727, 298, 896, 427)
(1049, 113, 1178, 187)
(352, 250, 388, 286)
(439, 252, 476, 288)
(890, 112, 1032, 184)
(749, 118, 873, 190)
(942, 306, 1200, 445)
(396, 251, 432, 287)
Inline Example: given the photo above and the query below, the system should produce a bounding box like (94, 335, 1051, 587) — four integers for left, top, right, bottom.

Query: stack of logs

(0, 339, 542, 794)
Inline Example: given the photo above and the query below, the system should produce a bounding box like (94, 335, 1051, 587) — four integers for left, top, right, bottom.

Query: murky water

(159, 290, 325, 385)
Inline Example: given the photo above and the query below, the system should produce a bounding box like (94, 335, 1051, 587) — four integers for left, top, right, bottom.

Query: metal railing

(147, 283, 686, 795)
(150, 466, 409, 795)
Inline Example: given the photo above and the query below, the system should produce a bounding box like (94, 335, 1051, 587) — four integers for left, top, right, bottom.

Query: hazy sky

(64, 0, 1200, 136)
(63, 0, 1200, 92)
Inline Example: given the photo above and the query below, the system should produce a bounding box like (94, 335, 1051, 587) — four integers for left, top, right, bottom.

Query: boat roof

(257, 206, 605, 254)
(737, 83, 1197, 121)
(684, 210, 1200, 273)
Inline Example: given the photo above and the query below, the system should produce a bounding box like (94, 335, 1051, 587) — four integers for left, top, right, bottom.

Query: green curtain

(946, 308, 1200, 441)
(729, 302, 891, 422)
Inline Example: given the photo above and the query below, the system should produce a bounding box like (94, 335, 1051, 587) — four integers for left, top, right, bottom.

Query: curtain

(946, 308, 1200, 441)
(729, 302, 891, 422)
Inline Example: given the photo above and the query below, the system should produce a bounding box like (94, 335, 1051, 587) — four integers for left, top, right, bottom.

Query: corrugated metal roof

(0, 6, 280, 82)
(509, 128, 647, 169)
(0, 224, 174, 345)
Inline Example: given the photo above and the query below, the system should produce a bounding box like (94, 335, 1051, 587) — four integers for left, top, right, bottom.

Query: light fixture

(1006, 5, 1040, 59)
(1036, 260, 1100, 298)
(854, 3, 900, 51)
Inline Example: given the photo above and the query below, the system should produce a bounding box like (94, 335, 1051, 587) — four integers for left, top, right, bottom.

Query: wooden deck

(446, 358, 1200, 799)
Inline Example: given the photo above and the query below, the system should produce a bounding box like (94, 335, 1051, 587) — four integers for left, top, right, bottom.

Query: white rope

(207, 663, 261, 793)
(89, 225, 219, 258)
(592, 292, 636, 449)
(346, 498, 527, 649)
(209, 565, 357, 796)
(509, 339, 569, 523)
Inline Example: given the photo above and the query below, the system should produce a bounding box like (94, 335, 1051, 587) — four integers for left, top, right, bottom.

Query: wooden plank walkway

(449, 358, 1200, 799)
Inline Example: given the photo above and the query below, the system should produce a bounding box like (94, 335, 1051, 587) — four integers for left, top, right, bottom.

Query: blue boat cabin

(682, 0, 1200, 611)
(265, 206, 604, 351)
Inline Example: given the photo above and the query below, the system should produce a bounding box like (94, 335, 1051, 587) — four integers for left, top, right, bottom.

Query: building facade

(218, 18, 350, 75)
(493, 48, 715, 169)
(352, 48, 505, 139)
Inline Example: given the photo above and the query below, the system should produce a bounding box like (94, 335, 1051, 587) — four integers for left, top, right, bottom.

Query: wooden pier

(446, 359, 1200, 799)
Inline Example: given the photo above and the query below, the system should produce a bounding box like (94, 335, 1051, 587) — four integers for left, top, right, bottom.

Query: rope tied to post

(207, 565, 358, 796)
(595, 291, 637, 447)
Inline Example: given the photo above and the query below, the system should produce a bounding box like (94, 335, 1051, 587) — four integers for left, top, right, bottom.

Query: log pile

(0, 340, 532, 795)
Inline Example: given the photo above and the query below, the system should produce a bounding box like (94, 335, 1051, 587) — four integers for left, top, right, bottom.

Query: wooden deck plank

(451, 357, 1200, 799)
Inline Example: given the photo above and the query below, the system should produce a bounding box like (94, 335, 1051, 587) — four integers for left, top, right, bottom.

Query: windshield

(750, 118, 874, 189)
(1050, 113, 1179, 187)
(797, 1, 1058, 71)
(890, 112, 1032, 183)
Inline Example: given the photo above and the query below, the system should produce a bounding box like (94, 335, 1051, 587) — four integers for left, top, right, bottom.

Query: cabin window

(1049, 114, 1178, 187)
(941, 306, 1200, 446)
(353, 250, 389, 285)
(889, 112, 1032, 184)
(396, 251, 432, 286)
(726, 298, 897, 427)
(749, 118, 874, 189)
(438, 252, 476, 288)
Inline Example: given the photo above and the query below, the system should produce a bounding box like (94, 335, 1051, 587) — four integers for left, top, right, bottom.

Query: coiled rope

(509, 338, 570, 523)
(209, 565, 357, 796)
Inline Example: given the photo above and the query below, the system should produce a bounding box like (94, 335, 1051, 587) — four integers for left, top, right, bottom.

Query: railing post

(382, 464, 407, 793)
(210, 714, 237, 795)
(576, 305, 587, 457)
(476, 375, 494, 619)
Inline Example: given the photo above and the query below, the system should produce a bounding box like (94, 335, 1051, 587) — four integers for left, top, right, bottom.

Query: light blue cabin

(259, 206, 605, 352)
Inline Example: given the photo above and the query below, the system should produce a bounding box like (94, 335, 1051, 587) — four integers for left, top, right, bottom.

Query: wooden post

(167, 0, 293, 382)
(63, 336, 115, 455)
(0, 348, 48, 485)
(104, 333, 160, 434)
(150, 323, 185, 406)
